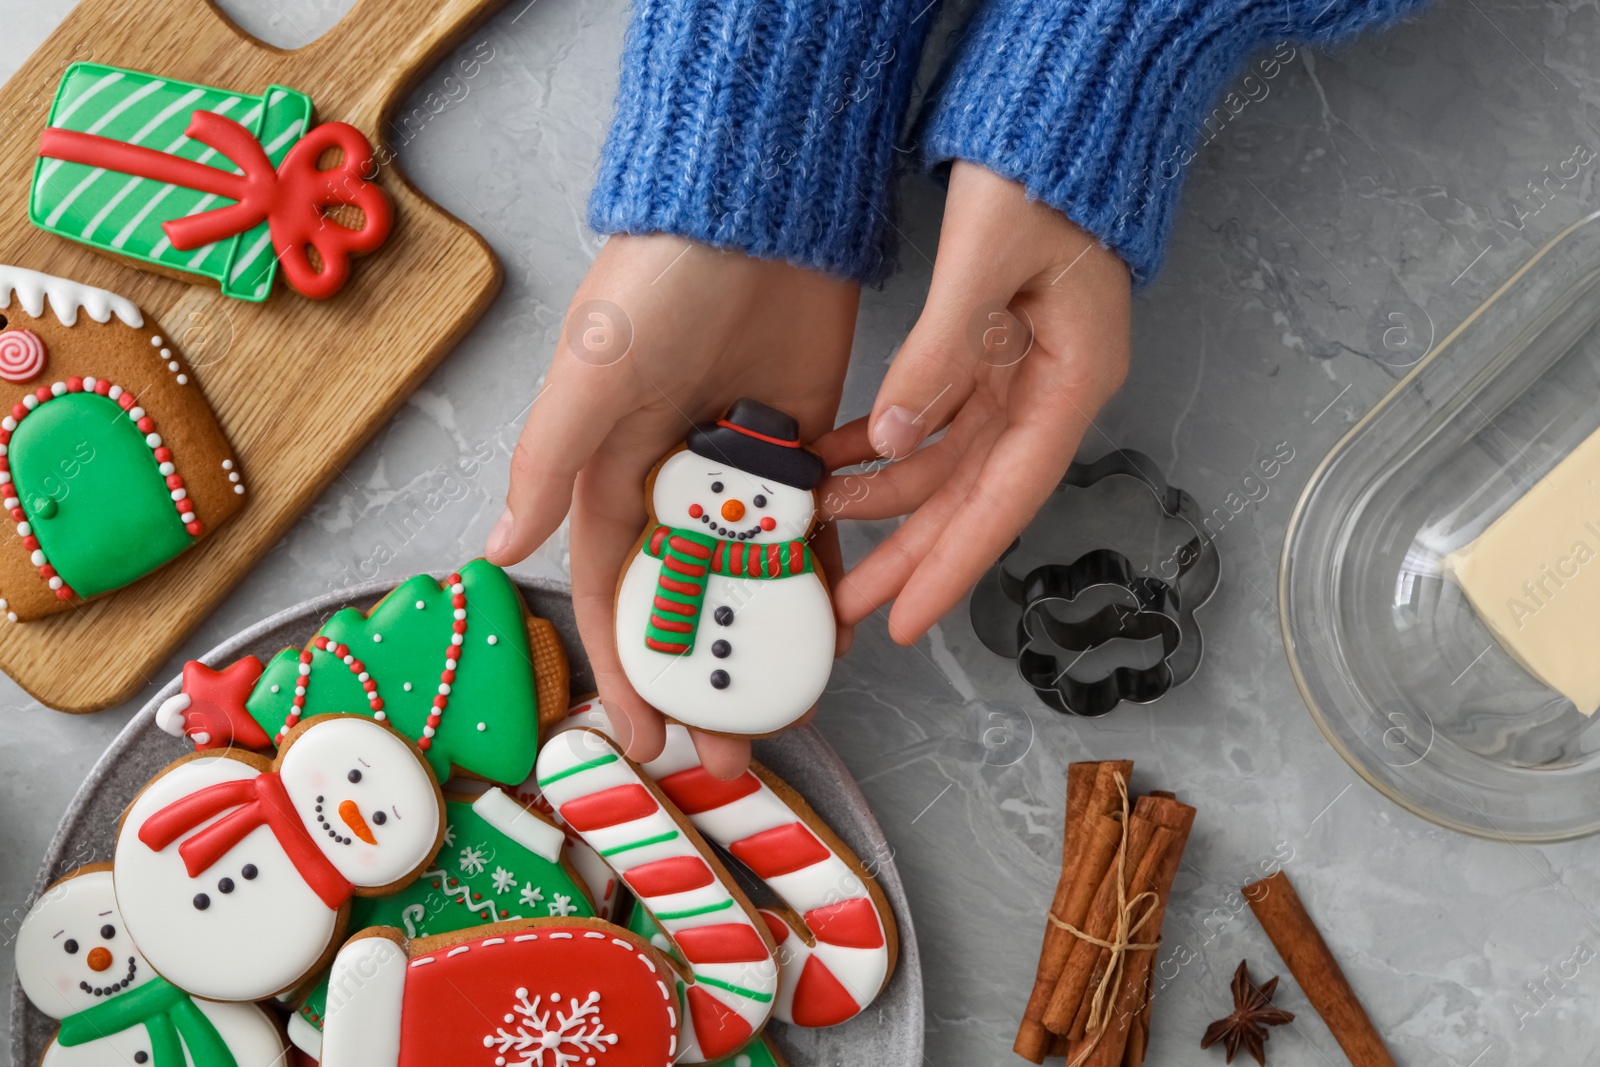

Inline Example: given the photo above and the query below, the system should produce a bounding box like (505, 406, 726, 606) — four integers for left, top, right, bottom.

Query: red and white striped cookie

(533, 728, 778, 1063)
(536, 700, 897, 1028)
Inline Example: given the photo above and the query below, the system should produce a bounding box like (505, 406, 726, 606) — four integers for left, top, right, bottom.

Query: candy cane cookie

(533, 728, 779, 1063)
(531, 700, 898, 1028)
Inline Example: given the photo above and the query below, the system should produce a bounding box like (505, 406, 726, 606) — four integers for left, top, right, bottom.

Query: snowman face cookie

(652, 449, 816, 544)
(277, 715, 442, 885)
(16, 868, 150, 1019)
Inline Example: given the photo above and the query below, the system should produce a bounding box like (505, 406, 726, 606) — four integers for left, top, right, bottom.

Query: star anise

(1200, 960, 1295, 1065)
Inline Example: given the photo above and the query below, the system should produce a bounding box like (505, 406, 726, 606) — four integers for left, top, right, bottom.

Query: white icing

(483, 988, 616, 1064)
(286, 1011, 322, 1059)
(18, 870, 286, 1067)
(152, 692, 190, 739)
(323, 936, 406, 1067)
(0, 265, 142, 328)
(471, 787, 564, 864)
(276, 716, 442, 887)
(652, 450, 814, 544)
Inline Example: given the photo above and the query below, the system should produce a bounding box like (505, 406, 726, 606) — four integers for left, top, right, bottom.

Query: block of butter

(1445, 426, 1600, 714)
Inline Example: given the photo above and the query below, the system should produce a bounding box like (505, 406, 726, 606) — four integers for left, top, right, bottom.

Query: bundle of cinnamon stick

(1014, 760, 1196, 1066)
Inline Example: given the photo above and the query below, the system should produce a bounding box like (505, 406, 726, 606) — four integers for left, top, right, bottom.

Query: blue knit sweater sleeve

(922, 0, 1432, 284)
(587, 0, 938, 284)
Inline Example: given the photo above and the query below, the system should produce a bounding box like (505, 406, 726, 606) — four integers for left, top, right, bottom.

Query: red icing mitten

(154, 657, 272, 751)
(322, 921, 679, 1067)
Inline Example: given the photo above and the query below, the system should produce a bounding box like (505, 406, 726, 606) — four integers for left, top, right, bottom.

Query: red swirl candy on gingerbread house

(0, 265, 245, 621)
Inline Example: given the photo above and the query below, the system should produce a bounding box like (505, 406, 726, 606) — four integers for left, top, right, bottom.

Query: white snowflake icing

(519, 884, 545, 909)
(546, 893, 577, 917)
(443, 824, 457, 847)
(459, 845, 489, 876)
(482, 988, 616, 1067)
(492, 866, 518, 894)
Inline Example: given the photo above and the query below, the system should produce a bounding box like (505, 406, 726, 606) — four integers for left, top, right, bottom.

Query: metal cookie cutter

(971, 449, 1219, 715)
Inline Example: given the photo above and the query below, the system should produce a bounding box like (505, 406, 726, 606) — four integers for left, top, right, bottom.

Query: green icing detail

(600, 830, 679, 857)
(298, 792, 591, 1032)
(537, 752, 618, 787)
(10, 392, 190, 597)
(693, 973, 774, 1003)
(246, 559, 540, 783)
(29, 63, 313, 302)
(655, 898, 734, 922)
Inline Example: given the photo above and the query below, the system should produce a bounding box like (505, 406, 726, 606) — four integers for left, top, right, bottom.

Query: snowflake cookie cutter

(970, 449, 1219, 716)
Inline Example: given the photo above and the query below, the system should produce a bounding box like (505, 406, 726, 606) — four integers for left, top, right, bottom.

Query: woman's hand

(486, 235, 859, 777)
(815, 162, 1132, 645)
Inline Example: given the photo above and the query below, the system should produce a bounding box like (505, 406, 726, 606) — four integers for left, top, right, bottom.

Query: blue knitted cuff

(588, 0, 937, 286)
(921, 0, 1430, 285)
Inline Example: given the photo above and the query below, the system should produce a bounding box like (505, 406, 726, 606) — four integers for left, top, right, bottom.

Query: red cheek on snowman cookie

(689, 503, 704, 519)
(760, 517, 776, 531)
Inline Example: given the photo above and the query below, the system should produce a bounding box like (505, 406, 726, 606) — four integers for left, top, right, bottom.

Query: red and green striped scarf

(643, 525, 815, 654)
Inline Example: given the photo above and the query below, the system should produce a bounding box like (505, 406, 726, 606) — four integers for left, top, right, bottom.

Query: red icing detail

(766, 544, 781, 576)
(35, 387, 52, 403)
(686, 984, 755, 1060)
(652, 595, 694, 616)
(624, 855, 714, 897)
(760, 516, 777, 531)
(662, 555, 708, 578)
(137, 771, 352, 909)
(728, 543, 746, 577)
(673, 922, 771, 964)
(38, 114, 392, 300)
(166, 474, 184, 489)
(645, 637, 690, 654)
(154, 447, 171, 461)
(655, 766, 761, 815)
(55, 586, 73, 600)
(668, 535, 712, 559)
(658, 573, 702, 597)
(176, 657, 271, 752)
(66, 377, 81, 391)
(137, 416, 154, 433)
(558, 783, 658, 831)
(417, 737, 431, 751)
(0, 331, 46, 384)
(715, 418, 802, 448)
(21, 536, 36, 551)
(333, 643, 349, 658)
(10, 404, 24, 421)
(760, 909, 792, 944)
(117, 392, 135, 409)
(395, 927, 675, 1067)
(688, 503, 703, 519)
(790, 955, 862, 1027)
(647, 525, 671, 555)
(452, 619, 466, 634)
(729, 823, 831, 879)
(804, 897, 884, 949)
(185, 521, 202, 535)
(9, 507, 23, 522)
(648, 614, 693, 634)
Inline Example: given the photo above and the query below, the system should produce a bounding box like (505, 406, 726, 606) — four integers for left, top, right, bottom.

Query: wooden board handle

(298, 0, 510, 128)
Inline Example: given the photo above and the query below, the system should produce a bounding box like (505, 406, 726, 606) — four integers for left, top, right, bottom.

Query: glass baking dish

(1281, 210, 1600, 841)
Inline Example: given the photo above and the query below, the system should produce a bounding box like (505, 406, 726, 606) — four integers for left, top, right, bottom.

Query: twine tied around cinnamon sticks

(1045, 774, 1162, 1067)
(1013, 761, 1196, 1066)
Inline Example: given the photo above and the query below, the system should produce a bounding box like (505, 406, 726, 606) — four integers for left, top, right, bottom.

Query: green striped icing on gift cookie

(32, 63, 391, 301)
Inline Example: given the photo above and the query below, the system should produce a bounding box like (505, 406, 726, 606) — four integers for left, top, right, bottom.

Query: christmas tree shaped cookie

(289, 786, 595, 1058)
(157, 560, 564, 785)
(0, 265, 244, 621)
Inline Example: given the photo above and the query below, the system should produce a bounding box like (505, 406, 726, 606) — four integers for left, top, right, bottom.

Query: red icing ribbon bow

(39, 111, 392, 299)
(137, 771, 353, 910)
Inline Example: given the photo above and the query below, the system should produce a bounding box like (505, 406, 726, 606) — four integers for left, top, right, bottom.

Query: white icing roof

(0, 264, 143, 328)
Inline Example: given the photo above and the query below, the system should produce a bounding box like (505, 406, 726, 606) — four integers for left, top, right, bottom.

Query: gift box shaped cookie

(0, 265, 244, 621)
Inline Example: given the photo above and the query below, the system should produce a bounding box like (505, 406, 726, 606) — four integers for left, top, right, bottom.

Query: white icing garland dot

(487, 635, 498, 645)
(150, 336, 162, 346)
(373, 633, 383, 642)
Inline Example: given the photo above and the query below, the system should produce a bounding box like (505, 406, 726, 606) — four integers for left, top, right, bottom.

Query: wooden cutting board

(0, 0, 509, 710)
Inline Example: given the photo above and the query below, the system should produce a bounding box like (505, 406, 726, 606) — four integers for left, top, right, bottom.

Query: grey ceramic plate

(9, 575, 923, 1067)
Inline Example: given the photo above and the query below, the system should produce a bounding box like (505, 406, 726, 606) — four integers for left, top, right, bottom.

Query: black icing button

(135, 1053, 148, 1064)
(218, 878, 235, 894)
(193, 894, 210, 911)
(714, 606, 734, 626)
(712, 639, 731, 658)
(710, 670, 730, 690)
(241, 864, 258, 880)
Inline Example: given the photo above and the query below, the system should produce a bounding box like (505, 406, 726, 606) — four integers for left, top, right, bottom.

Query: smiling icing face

(16, 870, 154, 1019)
(277, 716, 441, 887)
(652, 449, 815, 544)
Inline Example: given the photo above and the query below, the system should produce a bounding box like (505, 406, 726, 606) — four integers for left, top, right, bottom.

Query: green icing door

(10, 392, 191, 597)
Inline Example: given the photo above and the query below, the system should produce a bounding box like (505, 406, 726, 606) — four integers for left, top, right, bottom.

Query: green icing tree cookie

(246, 559, 539, 783)
(298, 788, 592, 1036)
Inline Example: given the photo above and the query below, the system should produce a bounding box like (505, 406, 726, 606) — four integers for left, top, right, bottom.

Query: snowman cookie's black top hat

(687, 398, 825, 490)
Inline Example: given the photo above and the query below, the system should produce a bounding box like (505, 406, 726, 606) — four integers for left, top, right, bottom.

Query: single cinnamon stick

(1121, 962, 1154, 1067)
(1080, 800, 1196, 1067)
(1041, 801, 1160, 1033)
(1245, 871, 1397, 1067)
(1015, 762, 1132, 1062)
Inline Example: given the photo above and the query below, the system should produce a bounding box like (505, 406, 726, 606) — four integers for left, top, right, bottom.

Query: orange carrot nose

(721, 499, 745, 522)
(86, 947, 112, 972)
(339, 799, 377, 845)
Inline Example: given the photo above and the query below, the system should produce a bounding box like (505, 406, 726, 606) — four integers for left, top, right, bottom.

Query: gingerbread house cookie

(0, 265, 243, 621)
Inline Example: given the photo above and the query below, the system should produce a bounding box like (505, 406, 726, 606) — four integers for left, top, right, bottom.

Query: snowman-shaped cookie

(15, 866, 286, 1067)
(615, 399, 835, 736)
(114, 714, 444, 1001)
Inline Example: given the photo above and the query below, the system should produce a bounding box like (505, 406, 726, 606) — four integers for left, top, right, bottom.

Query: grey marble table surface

(3, 0, 1598, 1064)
